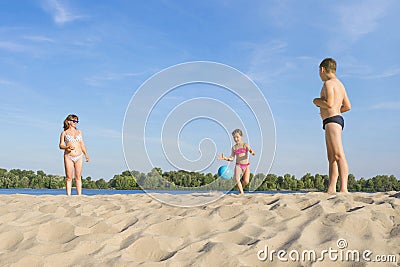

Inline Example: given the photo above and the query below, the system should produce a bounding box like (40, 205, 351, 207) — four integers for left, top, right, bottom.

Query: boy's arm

(313, 82, 334, 109)
(340, 91, 351, 113)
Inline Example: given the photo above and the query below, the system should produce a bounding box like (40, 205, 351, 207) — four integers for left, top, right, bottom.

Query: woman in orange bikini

(59, 114, 90, 195)
(218, 129, 256, 195)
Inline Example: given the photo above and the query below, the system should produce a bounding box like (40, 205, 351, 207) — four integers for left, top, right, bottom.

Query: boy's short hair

(320, 58, 336, 73)
(232, 129, 243, 136)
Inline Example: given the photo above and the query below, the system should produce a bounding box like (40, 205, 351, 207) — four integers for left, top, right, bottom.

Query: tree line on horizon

(0, 167, 399, 192)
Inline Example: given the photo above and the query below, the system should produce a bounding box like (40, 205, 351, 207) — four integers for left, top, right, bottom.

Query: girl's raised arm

(246, 143, 256, 156)
(217, 147, 235, 161)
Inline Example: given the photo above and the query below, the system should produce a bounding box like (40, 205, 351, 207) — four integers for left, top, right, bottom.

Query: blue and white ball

(218, 165, 233, 180)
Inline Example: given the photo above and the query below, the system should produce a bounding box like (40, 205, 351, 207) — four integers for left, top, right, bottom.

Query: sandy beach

(0, 192, 399, 267)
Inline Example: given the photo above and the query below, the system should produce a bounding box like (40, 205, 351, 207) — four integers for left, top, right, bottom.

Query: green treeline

(0, 167, 399, 192)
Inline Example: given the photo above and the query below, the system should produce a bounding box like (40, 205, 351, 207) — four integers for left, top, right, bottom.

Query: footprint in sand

(211, 230, 253, 245)
(266, 198, 279, 205)
(347, 206, 365, 212)
(0, 230, 24, 250)
(353, 196, 374, 204)
(122, 236, 178, 262)
(118, 218, 139, 233)
(389, 192, 400, 198)
(90, 221, 119, 235)
(37, 221, 76, 243)
(238, 224, 265, 238)
(215, 205, 244, 220)
(322, 213, 347, 226)
(145, 217, 212, 240)
(71, 215, 100, 228)
(105, 214, 139, 233)
(10, 255, 44, 267)
(390, 224, 400, 238)
(38, 204, 58, 214)
(301, 200, 321, 211)
(270, 203, 301, 220)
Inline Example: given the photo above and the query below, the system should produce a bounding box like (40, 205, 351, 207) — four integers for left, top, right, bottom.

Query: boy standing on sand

(313, 58, 351, 193)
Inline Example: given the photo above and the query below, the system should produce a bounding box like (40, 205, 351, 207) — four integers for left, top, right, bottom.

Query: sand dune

(0, 192, 399, 266)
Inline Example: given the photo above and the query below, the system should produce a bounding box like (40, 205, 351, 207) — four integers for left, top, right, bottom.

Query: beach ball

(218, 165, 233, 180)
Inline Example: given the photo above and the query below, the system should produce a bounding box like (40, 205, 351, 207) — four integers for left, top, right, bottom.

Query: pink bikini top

(234, 146, 248, 155)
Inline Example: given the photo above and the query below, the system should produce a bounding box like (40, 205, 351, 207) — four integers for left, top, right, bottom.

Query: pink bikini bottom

(236, 162, 250, 170)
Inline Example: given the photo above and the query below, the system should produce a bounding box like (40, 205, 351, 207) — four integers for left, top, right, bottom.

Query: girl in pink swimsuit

(218, 129, 256, 195)
(59, 114, 90, 195)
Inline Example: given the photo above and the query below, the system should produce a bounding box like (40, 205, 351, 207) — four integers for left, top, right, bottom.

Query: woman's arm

(59, 132, 70, 150)
(79, 131, 90, 162)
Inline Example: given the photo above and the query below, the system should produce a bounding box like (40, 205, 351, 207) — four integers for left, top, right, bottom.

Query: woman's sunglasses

(71, 120, 79, 123)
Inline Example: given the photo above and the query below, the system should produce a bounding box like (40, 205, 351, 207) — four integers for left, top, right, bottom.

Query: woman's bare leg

(64, 156, 74, 196)
(74, 157, 83, 195)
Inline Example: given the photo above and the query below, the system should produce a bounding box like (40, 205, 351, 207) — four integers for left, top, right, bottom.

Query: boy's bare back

(313, 58, 351, 120)
(319, 78, 350, 120)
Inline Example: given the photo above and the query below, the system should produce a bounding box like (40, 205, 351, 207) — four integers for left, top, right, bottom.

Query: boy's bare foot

(327, 190, 336, 194)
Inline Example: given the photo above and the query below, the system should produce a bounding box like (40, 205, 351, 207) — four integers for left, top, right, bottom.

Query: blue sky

(0, 0, 399, 180)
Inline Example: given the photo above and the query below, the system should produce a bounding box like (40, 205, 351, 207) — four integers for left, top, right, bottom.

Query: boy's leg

(234, 165, 244, 194)
(325, 134, 338, 193)
(325, 123, 349, 193)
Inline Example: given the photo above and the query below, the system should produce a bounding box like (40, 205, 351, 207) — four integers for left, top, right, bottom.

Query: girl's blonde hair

(232, 129, 243, 136)
(63, 114, 78, 130)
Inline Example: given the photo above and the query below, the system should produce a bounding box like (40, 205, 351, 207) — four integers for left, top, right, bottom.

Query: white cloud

(264, 0, 294, 29)
(364, 67, 400, 79)
(22, 35, 55, 43)
(0, 78, 50, 105)
(85, 71, 148, 87)
(371, 102, 400, 110)
(340, 58, 400, 79)
(0, 41, 29, 52)
(334, 0, 394, 44)
(0, 79, 18, 87)
(0, 109, 59, 129)
(71, 37, 101, 48)
(239, 40, 295, 84)
(41, 0, 84, 25)
(89, 128, 121, 139)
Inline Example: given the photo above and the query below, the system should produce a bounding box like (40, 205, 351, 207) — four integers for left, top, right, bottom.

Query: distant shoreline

(1, 167, 399, 192)
(0, 188, 321, 196)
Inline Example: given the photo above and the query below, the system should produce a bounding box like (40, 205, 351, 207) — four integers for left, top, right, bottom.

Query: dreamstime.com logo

(122, 61, 276, 207)
(257, 238, 398, 263)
